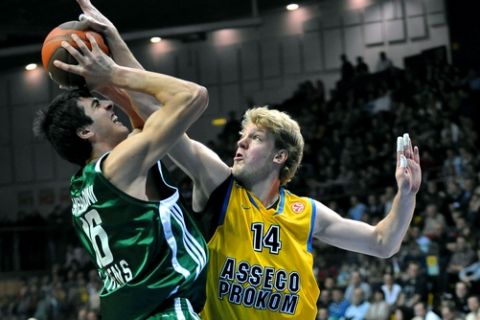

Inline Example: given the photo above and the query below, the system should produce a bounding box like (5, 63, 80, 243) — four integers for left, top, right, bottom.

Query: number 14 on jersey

(251, 223, 282, 254)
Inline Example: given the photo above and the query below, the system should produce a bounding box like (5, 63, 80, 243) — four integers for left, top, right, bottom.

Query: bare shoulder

(311, 199, 344, 235)
(101, 133, 150, 188)
(128, 128, 142, 137)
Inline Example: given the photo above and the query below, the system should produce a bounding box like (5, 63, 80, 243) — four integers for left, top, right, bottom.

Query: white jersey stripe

(174, 298, 186, 320)
(170, 205, 207, 278)
(172, 204, 207, 264)
(169, 212, 202, 277)
(159, 205, 191, 279)
(186, 298, 201, 320)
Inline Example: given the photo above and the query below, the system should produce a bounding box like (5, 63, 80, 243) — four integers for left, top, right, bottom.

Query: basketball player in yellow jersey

(164, 107, 422, 319)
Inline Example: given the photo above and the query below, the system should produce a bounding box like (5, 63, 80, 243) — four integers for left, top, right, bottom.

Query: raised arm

(55, 33, 208, 187)
(76, 0, 231, 210)
(75, 0, 155, 129)
(313, 134, 421, 258)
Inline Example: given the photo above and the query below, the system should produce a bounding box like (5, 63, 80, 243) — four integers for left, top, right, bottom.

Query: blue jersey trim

(275, 187, 286, 215)
(247, 187, 285, 213)
(218, 178, 234, 225)
(307, 199, 316, 253)
(247, 193, 260, 210)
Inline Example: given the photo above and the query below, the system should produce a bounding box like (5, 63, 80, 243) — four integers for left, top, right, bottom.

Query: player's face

(232, 123, 277, 184)
(78, 97, 129, 145)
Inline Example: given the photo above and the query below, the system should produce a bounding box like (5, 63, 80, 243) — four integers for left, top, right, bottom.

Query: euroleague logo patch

(291, 202, 305, 213)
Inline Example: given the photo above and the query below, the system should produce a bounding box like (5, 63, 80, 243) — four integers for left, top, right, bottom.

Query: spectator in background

(445, 180, 465, 211)
(412, 301, 441, 320)
(347, 196, 368, 222)
(452, 281, 470, 316)
(459, 249, 480, 293)
(318, 289, 333, 309)
(467, 189, 480, 229)
(345, 271, 372, 303)
(410, 225, 431, 254)
(340, 54, 355, 83)
(365, 194, 384, 222)
(317, 306, 330, 320)
(421, 181, 446, 212)
(446, 236, 476, 285)
(355, 56, 370, 76)
(421, 203, 446, 240)
(394, 305, 414, 320)
(380, 187, 395, 216)
(376, 51, 393, 73)
(77, 306, 88, 320)
(381, 272, 402, 307)
(441, 300, 464, 320)
(344, 287, 370, 320)
(329, 287, 350, 320)
(397, 261, 428, 308)
(365, 289, 389, 320)
(465, 295, 480, 320)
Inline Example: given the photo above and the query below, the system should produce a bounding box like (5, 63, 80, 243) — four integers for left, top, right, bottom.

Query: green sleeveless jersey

(70, 153, 208, 320)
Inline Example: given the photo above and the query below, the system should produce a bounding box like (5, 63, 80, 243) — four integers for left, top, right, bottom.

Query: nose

(237, 136, 248, 149)
(102, 100, 114, 111)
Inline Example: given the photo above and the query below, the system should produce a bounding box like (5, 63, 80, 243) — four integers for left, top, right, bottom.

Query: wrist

(396, 190, 416, 203)
(109, 65, 125, 87)
(103, 26, 119, 40)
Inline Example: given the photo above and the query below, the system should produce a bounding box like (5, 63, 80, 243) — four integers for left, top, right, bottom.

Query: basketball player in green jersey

(71, 1, 421, 319)
(35, 15, 209, 320)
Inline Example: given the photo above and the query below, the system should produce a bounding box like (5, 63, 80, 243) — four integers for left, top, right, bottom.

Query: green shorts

(146, 298, 201, 320)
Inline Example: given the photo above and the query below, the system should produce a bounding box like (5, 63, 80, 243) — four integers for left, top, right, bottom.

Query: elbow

(374, 231, 400, 259)
(181, 85, 208, 118)
(381, 246, 399, 259)
(173, 85, 208, 124)
(376, 242, 400, 259)
(194, 85, 209, 114)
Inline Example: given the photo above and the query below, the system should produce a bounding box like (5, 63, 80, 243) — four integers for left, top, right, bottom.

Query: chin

(232, 168, 254, 186)
(232, 166, 244, 180)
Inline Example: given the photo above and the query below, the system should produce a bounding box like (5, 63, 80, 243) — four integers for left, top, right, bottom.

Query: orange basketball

(41, 20, 110, 88)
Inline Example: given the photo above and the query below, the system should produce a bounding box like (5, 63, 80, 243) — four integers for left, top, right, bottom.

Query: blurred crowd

(1, 49, 480, 319)
(0, 246, 100, 320)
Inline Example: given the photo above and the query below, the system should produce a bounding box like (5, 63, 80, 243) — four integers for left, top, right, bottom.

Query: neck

(89, 143, 113, 163)
(247, 175, 281, 208)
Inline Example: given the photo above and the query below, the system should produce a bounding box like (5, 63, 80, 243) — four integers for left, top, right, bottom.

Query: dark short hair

(34, 88, 93, 166)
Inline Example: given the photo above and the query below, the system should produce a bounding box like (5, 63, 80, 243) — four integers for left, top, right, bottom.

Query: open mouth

(112, 114, 120, 124)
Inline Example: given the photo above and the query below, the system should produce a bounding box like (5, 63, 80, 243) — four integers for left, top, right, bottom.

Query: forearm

(97, 32, 164, 121)
(111, 66, 203, 104)
(103, 31, 144, 70)
(375, 191, 416, 257)
(103, 34, 204, 120)
(98, 86, 144, 129)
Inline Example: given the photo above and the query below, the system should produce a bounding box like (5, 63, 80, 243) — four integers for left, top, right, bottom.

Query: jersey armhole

(307, 198, 317, 253)
(199, 175, 234, 240)
(217, 177, 234, 225)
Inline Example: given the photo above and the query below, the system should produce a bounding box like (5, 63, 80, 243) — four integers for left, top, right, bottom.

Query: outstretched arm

(313, 134, 421, 258)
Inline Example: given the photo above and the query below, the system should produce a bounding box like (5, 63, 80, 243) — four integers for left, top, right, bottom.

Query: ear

(273, 149, 288, 165)
(76, 126, 94, 140)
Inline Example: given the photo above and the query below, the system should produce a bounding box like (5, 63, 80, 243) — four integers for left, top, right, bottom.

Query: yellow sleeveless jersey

(201, 178, 319, 319)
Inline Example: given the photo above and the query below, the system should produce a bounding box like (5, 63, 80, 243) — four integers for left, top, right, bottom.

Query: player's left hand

(54, 33, 116, 90)
(395, 133, 421, 195)
(76, 0, 117, 37)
